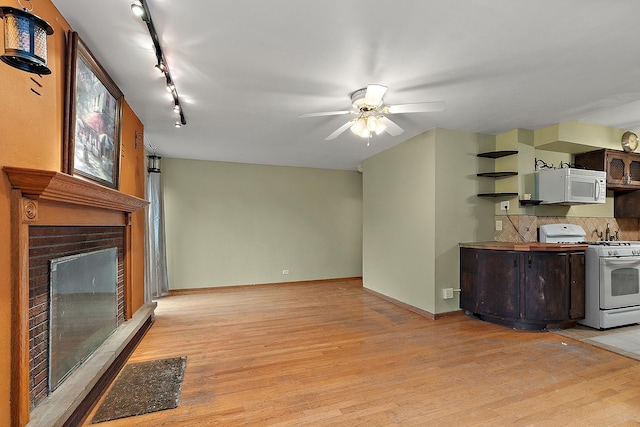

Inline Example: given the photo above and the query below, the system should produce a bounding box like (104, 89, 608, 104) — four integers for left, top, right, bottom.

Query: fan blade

(364, 84, 387, 107)
(325, 120, 354, 140)
(299, 110, 353, 118)
(378, 116, 404, 136)
(386, 101, 445, 114)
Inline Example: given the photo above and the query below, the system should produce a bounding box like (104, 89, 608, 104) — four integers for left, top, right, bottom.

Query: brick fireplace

(29, 226, 126, 407)
(4, 167, 149, 426)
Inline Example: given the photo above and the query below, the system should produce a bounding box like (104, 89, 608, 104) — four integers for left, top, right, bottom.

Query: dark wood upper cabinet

(575, 149, 640, 190)
(574, 149, 640, 217)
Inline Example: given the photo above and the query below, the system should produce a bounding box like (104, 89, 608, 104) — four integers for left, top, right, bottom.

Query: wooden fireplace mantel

(4, 167, 149, 427)
(3, 166, 148, 213)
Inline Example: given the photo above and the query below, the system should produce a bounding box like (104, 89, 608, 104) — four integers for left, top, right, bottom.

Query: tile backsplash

(495, 216, 640, 242)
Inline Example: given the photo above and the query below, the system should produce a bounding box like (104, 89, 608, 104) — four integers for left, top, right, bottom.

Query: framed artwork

(63, 31, 123, 189)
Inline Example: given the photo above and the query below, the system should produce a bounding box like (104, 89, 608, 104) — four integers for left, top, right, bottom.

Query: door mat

(91, 356, 187, 424)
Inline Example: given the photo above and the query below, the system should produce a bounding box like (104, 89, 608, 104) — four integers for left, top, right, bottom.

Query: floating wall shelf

(477, 150, 518, 159)
(477, 150, 518, 198)
(477, 192, 518, 198)
(477, 171, 518, 178)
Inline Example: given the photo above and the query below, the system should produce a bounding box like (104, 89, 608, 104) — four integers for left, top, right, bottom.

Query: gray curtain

(145, 169, 169, 300)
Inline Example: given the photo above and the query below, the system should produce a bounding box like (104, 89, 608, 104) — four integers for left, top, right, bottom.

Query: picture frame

(63, 31, 123, 189)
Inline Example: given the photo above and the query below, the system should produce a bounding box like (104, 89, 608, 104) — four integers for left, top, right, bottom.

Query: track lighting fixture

(130, 0, 186, 127)
(130, 1, 147, 21)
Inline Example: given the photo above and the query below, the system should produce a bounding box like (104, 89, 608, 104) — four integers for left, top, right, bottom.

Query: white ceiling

(50, 0, 640, 170)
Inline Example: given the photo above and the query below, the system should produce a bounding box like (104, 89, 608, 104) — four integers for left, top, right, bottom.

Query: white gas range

(539, 224, 640, 329)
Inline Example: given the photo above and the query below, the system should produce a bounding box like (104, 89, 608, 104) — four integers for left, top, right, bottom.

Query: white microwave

(536, 168, 606, 205)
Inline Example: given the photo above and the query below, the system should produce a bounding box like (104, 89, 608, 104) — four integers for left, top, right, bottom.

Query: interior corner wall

(118, 101, 146, 313)
(362, 130, 437, 312)
(362, 128, 495, 315)
(162, 158, 363, 289)
(433, 128, 495, 313)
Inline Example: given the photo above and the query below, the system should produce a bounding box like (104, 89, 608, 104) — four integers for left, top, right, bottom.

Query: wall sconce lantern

(148, 155, 161, 173)
(0, 2, 54, 74)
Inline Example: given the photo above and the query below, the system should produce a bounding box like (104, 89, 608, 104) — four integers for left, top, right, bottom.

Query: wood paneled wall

(0, 1, 147, 425)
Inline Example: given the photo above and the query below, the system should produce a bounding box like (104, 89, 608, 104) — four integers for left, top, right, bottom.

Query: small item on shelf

(523, 193, 532, 200)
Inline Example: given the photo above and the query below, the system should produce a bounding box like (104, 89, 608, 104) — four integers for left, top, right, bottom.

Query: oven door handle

(603, 258, 640, 266)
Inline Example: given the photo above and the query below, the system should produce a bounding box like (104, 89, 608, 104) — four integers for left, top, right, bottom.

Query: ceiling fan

(299, 84, 445, 141)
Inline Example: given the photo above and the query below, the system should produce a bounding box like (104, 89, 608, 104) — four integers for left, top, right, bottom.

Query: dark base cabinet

(460, 247, 585, 330)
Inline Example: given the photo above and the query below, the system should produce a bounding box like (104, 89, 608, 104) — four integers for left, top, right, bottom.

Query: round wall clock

(621, 131, 638, 152)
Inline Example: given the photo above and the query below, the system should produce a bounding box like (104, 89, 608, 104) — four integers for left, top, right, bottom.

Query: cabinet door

(459, 248, 477, 312)
(606, 152, 628, 186)
(524, 252, 568, 321)
(476, 250, 519, 318)
(569, 252, 585, 319)
(605, 151, 640, 187)
(628, 156, 640, 186)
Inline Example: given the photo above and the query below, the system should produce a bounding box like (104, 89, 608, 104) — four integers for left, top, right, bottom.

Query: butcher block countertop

(459, 241, 588, 252)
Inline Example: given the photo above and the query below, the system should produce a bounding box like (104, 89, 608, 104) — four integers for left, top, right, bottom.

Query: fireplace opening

(29, 226, 126, 408)
(49, 248, 118, 390)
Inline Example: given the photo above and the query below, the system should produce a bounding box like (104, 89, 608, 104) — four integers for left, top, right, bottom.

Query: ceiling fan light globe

(360, 128, 371, 138)
(350, 122, 362, 135)
(366, 116, 378, 131)
(350, 117, 366, 134)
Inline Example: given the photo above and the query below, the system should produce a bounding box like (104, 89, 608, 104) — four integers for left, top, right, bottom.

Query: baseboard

(168, 276, 363, 295)
(363, 287, 463, 320)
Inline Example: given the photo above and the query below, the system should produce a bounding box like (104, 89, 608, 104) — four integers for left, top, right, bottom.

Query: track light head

(130, 1, 148, 21)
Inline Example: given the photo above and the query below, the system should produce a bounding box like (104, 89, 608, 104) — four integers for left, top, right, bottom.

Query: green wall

(162, 158, 363, 289)
(362, 128, 495, 314)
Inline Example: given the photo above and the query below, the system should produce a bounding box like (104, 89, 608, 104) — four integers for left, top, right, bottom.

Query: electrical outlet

(500, 201, 510, 211)
(496, 220, 503, 231)
(282, 269, 290, 275)
(442, 288, 454, 299)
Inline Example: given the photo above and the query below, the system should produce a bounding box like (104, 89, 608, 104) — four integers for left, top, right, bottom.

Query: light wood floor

(84, 279, 640, 426)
